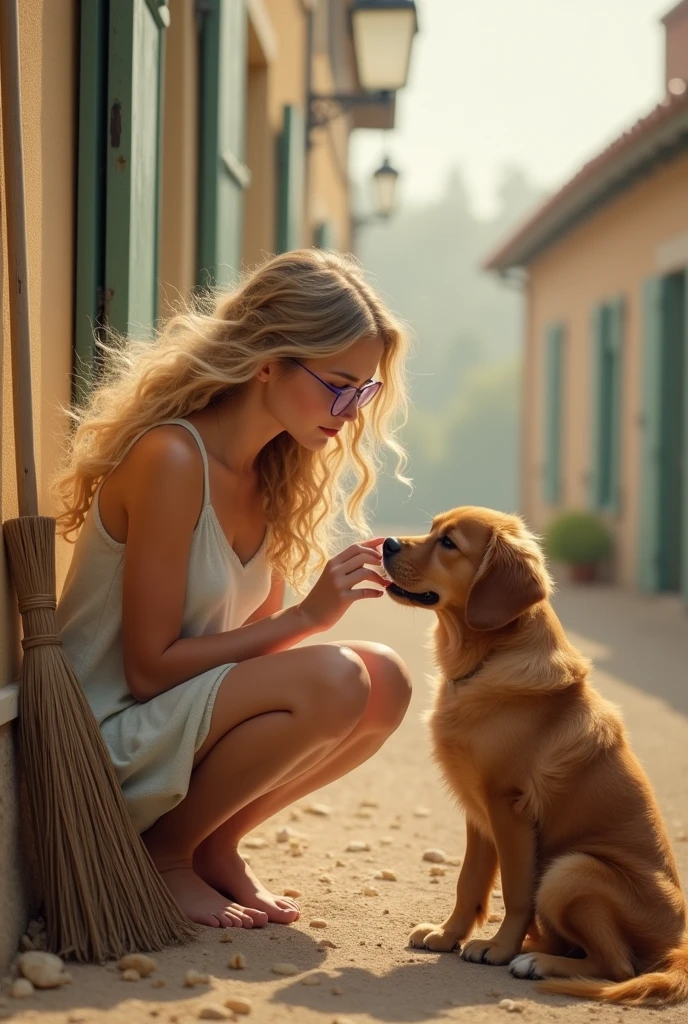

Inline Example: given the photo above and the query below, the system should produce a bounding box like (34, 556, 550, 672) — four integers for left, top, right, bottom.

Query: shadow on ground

(552, 582, 688, 718)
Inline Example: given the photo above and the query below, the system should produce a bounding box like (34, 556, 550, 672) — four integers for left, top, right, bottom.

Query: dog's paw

(509, 953, 544, 980)
(409, 923, 459, 953)
(461, 938, 517, 966)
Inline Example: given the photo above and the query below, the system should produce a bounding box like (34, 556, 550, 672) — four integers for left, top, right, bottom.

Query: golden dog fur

(383, 507, 688, 1005)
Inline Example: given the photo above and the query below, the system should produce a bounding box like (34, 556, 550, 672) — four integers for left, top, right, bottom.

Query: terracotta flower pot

(569, 562, 597, 584)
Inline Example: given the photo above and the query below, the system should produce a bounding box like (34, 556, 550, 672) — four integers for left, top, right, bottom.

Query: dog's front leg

(409, 820, 498, 952)
(462, 797, 535, 966)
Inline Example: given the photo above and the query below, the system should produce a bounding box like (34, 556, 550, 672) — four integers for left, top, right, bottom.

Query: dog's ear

(465, 529, 548, 631)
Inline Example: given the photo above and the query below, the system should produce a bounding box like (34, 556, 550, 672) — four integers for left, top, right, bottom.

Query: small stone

(283, 888, 302, 898)
(359, 799, 379, 808)
(18, 951, 72, 989)
(243, 837, 268, 849)
(422, 848, 446, 864)
(305, 802, 332, 816)
(228, 953, 247, 970)
(345, 841, 371, 852)
(414, 807, 431, 817)
(118, 954, 157, 977)
(499, 999, 524, 1013)
(10, 979, 34, 998)
(446, 856, 462, 866)
(430, 878, 439, 884)
(380, 837, 394, 845)
(198, 1006, 232, 1021)
(67, 1015, 87, 1024)
(429, 866, 446, 877)
(382, 909, 390, 915)
(151, 978, 166, 988)
(122, 969, 141, 982)
(291, 848, 303, 858)
(224, 995, 253, 1015)
(356, 810, 374, 819)
(318, 874, 333, 884)
(185, 969, 210, 986)
(363, 886, 379, 896)
(332, 1018, 354, 1024)
(318, 939, 338, 948)
(331, 985, 344, 995)
(289, 809, 302, 821)
(276, 827, 294, 843)
(335, 859, 347, 867)
(271, 962, 299, 976)
(300, 974, 321, 986)
(310, 919, 328, 929)
(219, 932, 234, 943)
(389, 821, 402, 829)
(375, 869, 397, 881)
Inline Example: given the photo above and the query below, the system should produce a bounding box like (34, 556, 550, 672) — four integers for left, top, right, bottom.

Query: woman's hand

(297, 539, 388, 633)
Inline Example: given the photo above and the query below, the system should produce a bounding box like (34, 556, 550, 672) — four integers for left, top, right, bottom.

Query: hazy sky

(350, 0, 674, 217)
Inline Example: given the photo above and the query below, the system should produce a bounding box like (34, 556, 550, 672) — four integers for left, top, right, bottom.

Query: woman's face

(261, 336, 385, 451)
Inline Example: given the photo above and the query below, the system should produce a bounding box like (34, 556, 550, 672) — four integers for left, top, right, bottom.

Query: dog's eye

(439, 535, 458, 550)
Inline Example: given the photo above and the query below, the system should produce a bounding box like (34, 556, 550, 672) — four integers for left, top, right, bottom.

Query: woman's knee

(345, 642, 412, 734)
(299, 645, 371, 738)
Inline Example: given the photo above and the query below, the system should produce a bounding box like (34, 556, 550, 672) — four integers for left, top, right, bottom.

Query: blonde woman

(55, 250, 412, 930)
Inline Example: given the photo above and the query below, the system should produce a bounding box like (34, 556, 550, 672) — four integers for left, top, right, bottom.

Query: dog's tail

(536, 946, 688, 1006)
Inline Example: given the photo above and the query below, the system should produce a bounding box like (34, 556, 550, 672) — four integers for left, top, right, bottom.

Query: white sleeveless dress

(56, 419, 272, 833)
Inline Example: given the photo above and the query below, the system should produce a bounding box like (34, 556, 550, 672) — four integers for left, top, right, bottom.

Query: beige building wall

(524, 153, 688, 586)
(0, 0, 78, 969)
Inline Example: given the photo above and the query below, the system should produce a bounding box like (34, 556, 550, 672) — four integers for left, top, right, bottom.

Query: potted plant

(544, 510, 613, 583)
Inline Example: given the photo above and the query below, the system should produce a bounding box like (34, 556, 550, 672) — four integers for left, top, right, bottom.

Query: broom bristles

(3, 515, 197, 961)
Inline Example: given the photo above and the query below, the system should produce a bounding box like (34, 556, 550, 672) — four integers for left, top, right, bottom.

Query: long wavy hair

(54, 249, 410, 587)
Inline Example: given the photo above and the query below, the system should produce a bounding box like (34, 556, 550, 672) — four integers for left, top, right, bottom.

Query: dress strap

(114, 418, 211, 509)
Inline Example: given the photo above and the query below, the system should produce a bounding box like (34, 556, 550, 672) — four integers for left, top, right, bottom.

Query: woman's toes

(244, 906, 269, 925)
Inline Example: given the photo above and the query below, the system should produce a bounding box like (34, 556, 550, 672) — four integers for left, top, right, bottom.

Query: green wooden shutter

(638, 277, 663, 592)
(607, 296, 624, 515)
(197, 0, 250, 289)
(590, 298, 624, 513)
(74, 0, 109, 395)
(105, 0, 169, 337)
(277, 105, 306, 253)
(589, 304, 605, 509)
(314, 220, 336, 250)
(682, 268, 688, 610)
(543, 323, 564, 505)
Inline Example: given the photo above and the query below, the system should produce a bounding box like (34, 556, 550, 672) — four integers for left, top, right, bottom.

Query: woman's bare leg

(193, 643, 412, 921)
(142, 644, 370, 928)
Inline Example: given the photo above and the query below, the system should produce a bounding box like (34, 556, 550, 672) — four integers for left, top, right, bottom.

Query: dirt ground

(2, 575, 688, 1024)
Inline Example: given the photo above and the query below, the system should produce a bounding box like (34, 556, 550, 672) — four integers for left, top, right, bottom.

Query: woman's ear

(465, 530, 548, 631)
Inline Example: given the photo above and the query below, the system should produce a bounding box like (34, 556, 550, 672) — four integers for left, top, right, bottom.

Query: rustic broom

(0, 0, 196, 960)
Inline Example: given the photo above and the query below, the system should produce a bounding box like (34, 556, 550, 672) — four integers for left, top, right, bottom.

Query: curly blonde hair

(54, 249, 409, 587)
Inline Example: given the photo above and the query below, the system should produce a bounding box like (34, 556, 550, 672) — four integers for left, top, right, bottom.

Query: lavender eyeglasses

(290, 359, 383, 417)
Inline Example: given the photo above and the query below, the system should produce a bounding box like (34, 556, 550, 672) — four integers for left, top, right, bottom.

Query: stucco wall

(524, 153, 688, 586)
(0, 0, 77, 969)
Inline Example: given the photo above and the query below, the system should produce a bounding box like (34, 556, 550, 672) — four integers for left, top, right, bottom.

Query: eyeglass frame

(289, 358, 383, 417)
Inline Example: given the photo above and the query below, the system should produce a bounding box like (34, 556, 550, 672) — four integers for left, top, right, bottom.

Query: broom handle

(0, 0, 39, 518)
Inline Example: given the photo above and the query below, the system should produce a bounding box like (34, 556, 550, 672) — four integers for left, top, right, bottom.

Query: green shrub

(544, 510, 613, 566)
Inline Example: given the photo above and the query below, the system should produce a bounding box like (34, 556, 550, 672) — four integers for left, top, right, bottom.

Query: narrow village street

(6, 574, 688, 1024)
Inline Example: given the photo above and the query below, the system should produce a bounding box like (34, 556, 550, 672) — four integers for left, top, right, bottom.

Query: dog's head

(383, 507, 551, 631)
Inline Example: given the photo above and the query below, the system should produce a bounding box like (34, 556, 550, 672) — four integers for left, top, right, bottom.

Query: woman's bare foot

(194, 845, 300, 924)
(158, 867, 269, 928)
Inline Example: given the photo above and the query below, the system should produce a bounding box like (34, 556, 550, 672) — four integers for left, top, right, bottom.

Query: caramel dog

(383, 507, 688, 1005)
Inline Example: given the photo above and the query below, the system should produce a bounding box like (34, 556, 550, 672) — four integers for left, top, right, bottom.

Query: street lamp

(307, 0, 418, 142)
(351, 0, 418, 92)
(372, 156, 399, 218)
